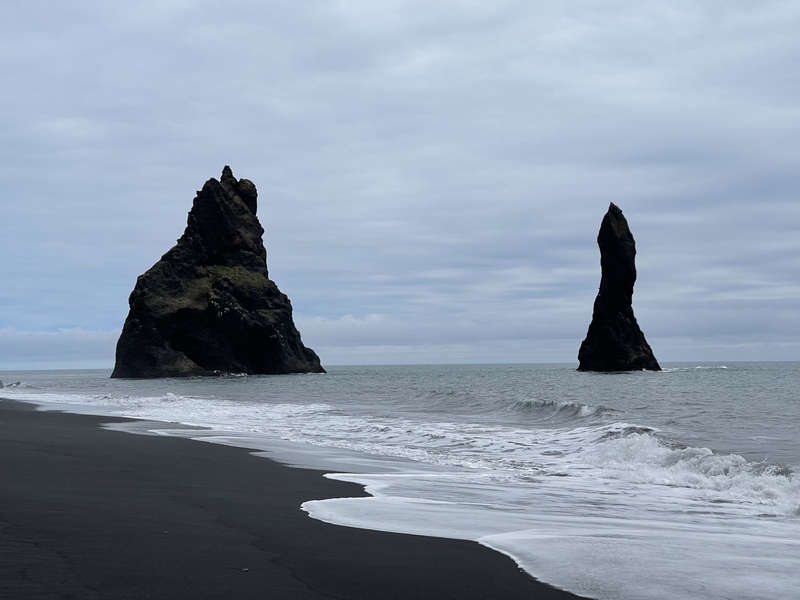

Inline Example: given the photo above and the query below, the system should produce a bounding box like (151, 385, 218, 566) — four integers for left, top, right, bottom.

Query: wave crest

(584, 429, 799, 515)
(513, 398, 611, 422)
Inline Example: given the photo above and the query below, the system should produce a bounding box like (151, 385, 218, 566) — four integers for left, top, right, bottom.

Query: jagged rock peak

(577, 202, 660, 372)
(111, 167, 325, 378)
(176, 166, 265, 270)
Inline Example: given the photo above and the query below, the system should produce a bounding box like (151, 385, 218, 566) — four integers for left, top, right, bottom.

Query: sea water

(1, 363, 798, 600)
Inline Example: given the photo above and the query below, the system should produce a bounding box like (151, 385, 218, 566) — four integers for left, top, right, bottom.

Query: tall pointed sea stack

(577, 203, 660, 371)
(111, 166, 324, 378)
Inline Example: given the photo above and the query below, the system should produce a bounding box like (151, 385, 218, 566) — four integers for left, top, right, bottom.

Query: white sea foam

(6, 387, 798, 517)
(303, 427, 800, 600)
(583, 431, 800, 513)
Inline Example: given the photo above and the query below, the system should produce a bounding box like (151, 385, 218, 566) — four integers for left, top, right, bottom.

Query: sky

(1, 0, 799, 369)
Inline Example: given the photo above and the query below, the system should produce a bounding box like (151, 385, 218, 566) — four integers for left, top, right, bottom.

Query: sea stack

(111, 166, 325, 378)
(577, 203, 660, 372)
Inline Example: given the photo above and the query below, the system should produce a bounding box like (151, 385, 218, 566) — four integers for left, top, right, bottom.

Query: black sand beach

(0, 398, 584, 599)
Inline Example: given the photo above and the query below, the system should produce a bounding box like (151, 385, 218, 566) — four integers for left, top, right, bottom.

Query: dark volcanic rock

(111, 166, 325, 378)
(577, 203, 660, 372)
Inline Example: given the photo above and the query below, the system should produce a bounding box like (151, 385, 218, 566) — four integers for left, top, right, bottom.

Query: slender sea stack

(111, 166, 325, 378)
(577, 203, 660, 372)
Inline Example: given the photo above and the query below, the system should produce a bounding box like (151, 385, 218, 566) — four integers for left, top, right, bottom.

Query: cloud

(0, 328, 118, 370)
(1, 1, 799, 367)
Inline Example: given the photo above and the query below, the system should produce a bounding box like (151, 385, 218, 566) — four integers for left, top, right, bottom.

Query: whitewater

(1, 362, 798, 599)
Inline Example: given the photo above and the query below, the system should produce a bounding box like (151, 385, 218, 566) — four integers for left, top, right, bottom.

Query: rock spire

(111, 166, 325, 378)
(577, 203, 660, 371)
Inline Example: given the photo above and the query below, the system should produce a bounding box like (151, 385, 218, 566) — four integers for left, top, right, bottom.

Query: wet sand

(0, 398, 585, 599)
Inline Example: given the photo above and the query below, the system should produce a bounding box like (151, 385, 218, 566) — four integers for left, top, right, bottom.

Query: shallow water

(2, 362, 798, 600)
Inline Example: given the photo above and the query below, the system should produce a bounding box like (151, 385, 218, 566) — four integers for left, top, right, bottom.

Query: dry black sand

(0, 398, 585, 599)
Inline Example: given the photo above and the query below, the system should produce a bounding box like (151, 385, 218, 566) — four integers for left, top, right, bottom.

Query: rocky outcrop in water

(577, 203, 660, 372)
(111, 166, 325, 378)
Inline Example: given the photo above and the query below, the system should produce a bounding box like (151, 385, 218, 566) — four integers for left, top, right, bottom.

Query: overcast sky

(1, 0, 799, 369)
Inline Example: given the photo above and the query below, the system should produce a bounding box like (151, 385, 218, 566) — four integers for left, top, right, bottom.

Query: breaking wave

(511, 398, 615, 423)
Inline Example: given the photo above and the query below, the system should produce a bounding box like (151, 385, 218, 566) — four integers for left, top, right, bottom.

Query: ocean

(1, 362, 798, 600)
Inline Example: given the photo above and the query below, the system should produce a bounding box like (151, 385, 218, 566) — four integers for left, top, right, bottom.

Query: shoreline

(0, 398, 586, 599)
